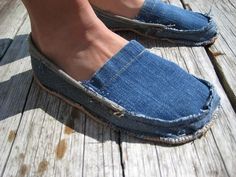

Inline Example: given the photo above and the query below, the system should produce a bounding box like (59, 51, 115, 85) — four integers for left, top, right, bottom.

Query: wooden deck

(0, 0, 236, 176)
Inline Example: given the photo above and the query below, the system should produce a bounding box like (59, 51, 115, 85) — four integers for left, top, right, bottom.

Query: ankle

(30, 18, 102, 57)
(89, 0, 144, 18)
(24, 0, 128, 81)
(30, 21, 127, 81)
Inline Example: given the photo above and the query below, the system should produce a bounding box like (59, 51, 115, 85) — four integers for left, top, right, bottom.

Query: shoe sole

(34, 74, 220, 146)
(112, 28, 218, 46)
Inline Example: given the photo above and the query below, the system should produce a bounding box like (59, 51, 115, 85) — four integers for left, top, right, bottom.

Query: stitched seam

(99, 49, 146, 91)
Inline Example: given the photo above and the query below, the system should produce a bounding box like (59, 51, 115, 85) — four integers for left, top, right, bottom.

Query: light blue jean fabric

(83, 41, 215, 120)
(136, 0, 209, 30)
(93, 0, 217, 46)
(29, 37, 220, 144)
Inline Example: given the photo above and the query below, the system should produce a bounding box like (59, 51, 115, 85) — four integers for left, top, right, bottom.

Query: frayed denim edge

(95, 7, 216, 33)
(95, 8, 218, 46)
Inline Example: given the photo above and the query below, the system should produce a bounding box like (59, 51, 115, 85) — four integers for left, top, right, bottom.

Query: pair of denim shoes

(29, 0, 220, 145)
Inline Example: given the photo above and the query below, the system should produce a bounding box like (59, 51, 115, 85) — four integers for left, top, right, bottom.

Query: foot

(89, 0, 145, 18)
(27, 0, 128, 81)
(32, 23, 127, 81)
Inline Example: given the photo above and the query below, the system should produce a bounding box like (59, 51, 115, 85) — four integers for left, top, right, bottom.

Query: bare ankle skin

(22, 0, 127, 81)
(89, 0, 145, 18)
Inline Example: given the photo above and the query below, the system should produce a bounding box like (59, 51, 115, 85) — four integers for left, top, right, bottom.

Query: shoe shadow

(0, 34, 29, 65)
(0, 38, 12, 60)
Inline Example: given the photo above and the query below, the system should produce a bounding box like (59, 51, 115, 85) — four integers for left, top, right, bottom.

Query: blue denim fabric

(136, 0, 209, 30)
(83, 41, 210, 120)
(29, 37, 220, 144)
(93, 0, 217, 46)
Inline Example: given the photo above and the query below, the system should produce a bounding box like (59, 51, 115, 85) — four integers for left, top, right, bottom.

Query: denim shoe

(29, 36, 220, 145)
(93, 0, 218, 46)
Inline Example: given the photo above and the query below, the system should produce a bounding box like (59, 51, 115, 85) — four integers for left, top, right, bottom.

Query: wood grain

(0, 0, 27, 60)
(0, 17, 31, 175)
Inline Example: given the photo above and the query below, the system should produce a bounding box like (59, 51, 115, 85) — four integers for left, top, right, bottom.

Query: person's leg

(89, 0, 145, 18)
(22, 0, 127, 81)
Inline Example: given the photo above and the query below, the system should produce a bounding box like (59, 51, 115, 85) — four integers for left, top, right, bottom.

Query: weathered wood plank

(0, 0, 27, 37)
(0, 17, 32, 175)
(2, 81, 123, 177)
(182, 0, 236, 110)
(82, 117, 122, 177)
(0, 0, 27, 59)
(2, 86, 63, 177)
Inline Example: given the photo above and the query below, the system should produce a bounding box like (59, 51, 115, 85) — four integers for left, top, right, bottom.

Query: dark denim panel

(93, 0, 218, 46)
(85, 40, 145, 89)
(85, 41, 210, 120)
(136, 0, 208, 30)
